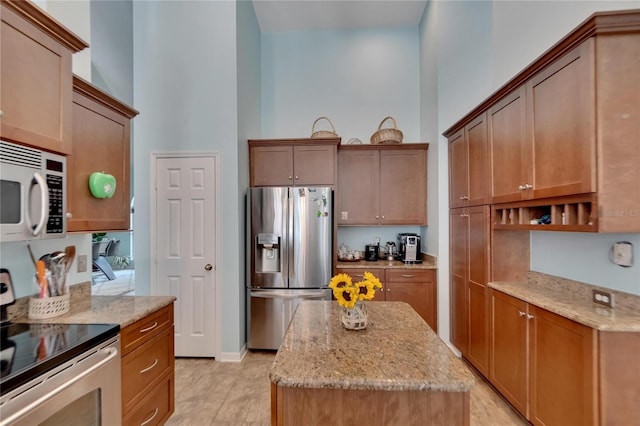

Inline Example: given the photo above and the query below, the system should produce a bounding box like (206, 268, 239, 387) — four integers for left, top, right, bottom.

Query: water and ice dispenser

(256, 233, 281, 273)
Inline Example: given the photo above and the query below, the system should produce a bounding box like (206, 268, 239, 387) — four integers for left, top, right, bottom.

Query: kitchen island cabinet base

(271, 383, 469, 426)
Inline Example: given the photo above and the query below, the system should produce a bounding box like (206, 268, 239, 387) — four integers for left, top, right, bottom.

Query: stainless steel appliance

(0, 140, 67, 242)
(0, 269, 121, 425)
(247, 187, 333, 350)
(398, 233, 422, 264)
(0, 323, 121, 426)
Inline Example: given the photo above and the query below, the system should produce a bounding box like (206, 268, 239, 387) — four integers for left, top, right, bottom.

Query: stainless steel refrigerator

(247, 187, 333, 350)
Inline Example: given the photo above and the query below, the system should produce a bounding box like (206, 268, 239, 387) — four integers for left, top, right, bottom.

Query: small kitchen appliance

(1, 268, 16, 324)
(398, 233, 422, 264)
(0, 140, 67, 243)
(365, 244, 379, 261)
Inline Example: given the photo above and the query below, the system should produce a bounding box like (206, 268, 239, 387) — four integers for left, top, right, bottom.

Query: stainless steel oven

(0, 324, 121, 426)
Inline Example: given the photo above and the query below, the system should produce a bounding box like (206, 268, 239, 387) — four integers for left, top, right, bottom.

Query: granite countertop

(489, 272, 640, 332)
(10, 283, 176, 329)
(336, 253, 437, 270)
(270, 300, 475, 392)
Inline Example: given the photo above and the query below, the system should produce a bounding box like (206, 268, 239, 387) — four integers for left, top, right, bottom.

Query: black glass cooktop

(0, 322, 120, 395)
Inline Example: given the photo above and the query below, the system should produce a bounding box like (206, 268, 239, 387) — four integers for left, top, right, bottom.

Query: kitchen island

(270, 301, 475, 426)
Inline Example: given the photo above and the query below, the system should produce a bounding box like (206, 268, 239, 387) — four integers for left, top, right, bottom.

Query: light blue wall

(261, 28, 420, 141)
(261, 26, 424, 253)
(419, 0, 493, 341)
(133, 0, 242, 354)
(531, 233, 640, 295)
(236, 0, 262, 348)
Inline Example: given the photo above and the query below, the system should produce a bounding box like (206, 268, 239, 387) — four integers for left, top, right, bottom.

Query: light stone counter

(336, 253, 437, 270)
(10, 282, 176, 329)
(270, 300, 475, 392)
(489, 271, 640, 332)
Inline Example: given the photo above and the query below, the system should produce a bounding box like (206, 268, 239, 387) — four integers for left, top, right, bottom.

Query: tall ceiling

(252, 0, 429, 31)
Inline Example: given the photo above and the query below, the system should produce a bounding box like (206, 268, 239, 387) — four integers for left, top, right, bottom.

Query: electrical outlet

(77, 254, 87, 273)
(592, 289, 615, 308)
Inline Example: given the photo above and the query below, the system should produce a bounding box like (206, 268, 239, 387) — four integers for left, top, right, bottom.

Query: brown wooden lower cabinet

(271, 382, 469, 426)
(337, 267, 437, 331)
(490, 289, 639, 425)
(120, 304, 175, 426)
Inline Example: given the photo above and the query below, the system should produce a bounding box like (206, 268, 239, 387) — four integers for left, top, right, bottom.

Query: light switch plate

(77, 255, 87, 273)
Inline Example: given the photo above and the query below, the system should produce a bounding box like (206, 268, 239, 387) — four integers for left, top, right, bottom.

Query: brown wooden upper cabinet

(445, 10, 640, 232)
(489, 41, 595, 204)
(0, 0, 87, 155)
(448, 113, 489, 208)
(67, 76, 138, 232)
(249, 138, 339, 187)
(338, 144, 428, 226)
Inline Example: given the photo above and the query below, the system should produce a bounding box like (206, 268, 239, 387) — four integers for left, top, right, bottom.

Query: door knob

(205, 264, 213, 271)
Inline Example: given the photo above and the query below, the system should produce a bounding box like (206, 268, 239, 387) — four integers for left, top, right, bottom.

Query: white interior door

(153, 155, 217, 357)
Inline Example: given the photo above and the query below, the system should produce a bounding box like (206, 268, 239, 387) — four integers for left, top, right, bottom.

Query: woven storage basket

(370, 116, 403, 144)
(311, 116, 338, 138)
(29, 293, 70, 319)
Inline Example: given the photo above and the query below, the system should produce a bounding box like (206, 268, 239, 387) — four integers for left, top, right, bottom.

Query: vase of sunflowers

(328, 271, 383, 330)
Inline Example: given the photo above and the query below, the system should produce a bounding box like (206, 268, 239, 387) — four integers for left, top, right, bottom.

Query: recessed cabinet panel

(448, 130, 467, 208)
(379, 149, 427, 225)
(489, 88, 528, 204)
(0, 3, 86, 154)
(338, 145, 428, 226)
(337, 150, 380, 225)
(68, 77, 137, 232)
(293, 145, 336, 185)
(249, 139, 339, 187)
(527, 40, 595, 199)
(490, 290, 529, 417)
(250, 146, 294, 186)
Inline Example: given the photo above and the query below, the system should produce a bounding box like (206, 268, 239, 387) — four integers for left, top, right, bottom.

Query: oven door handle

(2, 346, 119, 425)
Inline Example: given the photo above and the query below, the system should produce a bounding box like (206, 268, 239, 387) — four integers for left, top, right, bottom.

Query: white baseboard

(218, 344, 247, 362)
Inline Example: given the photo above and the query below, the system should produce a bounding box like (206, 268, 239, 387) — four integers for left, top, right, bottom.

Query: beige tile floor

(166, 351, 527, 426)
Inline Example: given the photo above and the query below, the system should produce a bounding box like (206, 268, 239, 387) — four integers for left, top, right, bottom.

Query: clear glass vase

(341, 301, 368, 330)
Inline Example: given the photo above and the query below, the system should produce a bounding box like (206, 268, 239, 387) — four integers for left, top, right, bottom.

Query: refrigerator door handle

(249, 290, 330, 299)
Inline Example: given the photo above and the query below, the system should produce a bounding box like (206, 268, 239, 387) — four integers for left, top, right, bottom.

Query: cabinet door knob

(527, 314, 534, 320)
(295, 176, 299, 180)
(375, 215, 379, 219)
(381, 215, 385, 220)
(518, 185, 525, 191)
(524, 184, 532, 190)
(66, 212, 72, 219)
(205, 263, 213, 271)
(518, 311, 526, 317)
(288, 176, 293, 180)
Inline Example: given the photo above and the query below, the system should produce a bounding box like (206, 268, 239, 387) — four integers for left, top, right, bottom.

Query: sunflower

(363, 271, 383, 289)
(329, 273, 352, 290)
(334, 285, 359, 309)
(355, 280, 376, 300)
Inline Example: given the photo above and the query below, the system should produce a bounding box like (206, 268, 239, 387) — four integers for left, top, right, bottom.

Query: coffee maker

(397, 233, 422, 264)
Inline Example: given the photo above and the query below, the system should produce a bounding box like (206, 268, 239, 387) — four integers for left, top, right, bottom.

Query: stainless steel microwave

(0, 140, 66, 242)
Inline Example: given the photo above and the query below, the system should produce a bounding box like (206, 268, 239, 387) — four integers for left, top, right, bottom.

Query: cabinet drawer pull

(139, 322, 158, 333)
(401, 274, 415, 278)
(140, 407, 159, 426)
(140, 358, 159, 374)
